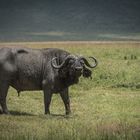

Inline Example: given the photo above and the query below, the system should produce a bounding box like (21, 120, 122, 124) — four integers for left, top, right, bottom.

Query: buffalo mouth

(70, 66, 83, 77)
(75, 67, 83, 76)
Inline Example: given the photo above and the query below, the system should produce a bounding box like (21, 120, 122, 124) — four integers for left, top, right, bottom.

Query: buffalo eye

(69, 59, 75, 64)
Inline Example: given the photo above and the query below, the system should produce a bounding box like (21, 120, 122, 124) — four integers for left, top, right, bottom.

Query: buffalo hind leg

(60, 88, 71, 115)
(0, 82, 10, 114)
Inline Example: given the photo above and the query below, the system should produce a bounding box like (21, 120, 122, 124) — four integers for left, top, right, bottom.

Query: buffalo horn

(51, 55, 76, 69)
(80, 57, 98, 68)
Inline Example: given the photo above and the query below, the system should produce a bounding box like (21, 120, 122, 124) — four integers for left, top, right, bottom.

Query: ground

(0, 41, 140, 140)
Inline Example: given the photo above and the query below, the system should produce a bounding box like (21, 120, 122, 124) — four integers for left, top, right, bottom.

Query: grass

(0, 42, 140, 140)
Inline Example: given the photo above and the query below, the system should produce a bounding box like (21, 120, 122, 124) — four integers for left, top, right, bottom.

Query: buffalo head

(51, 54, 97, 84)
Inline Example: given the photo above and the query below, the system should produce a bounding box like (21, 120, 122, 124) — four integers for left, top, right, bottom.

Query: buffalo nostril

(75, 67, 82, 71)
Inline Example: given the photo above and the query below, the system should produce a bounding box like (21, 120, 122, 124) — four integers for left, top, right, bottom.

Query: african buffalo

(0, 47, 97, 115)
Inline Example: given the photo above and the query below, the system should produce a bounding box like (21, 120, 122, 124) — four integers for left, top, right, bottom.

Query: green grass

(0, 42, 140, 140)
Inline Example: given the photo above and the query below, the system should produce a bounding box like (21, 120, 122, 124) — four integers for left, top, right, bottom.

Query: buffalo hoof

(0, 111, 10, 115)
(66, 111, 71, 115)
(0, 110, 2, 114)
(3, 110, 10, 115)
(45, 111, 50, 115)
(65, 112, 73, 118)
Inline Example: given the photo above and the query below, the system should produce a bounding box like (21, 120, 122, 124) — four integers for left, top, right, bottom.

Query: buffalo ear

(83, 66, 92, 79)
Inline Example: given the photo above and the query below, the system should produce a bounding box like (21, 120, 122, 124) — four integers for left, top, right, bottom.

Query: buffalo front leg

(43, 89, 52, 115)
(60, 88, 71, 115)
(0, 82, 10, 114)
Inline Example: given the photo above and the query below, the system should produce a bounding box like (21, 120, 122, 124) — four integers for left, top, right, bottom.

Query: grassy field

(0, 42, 140, 140)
